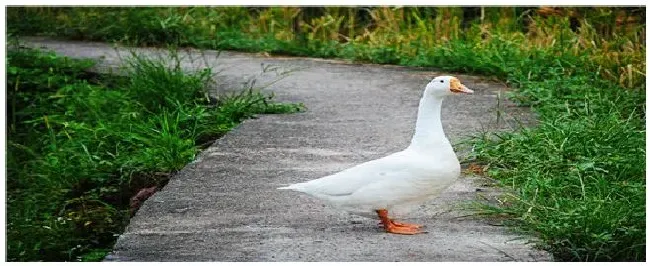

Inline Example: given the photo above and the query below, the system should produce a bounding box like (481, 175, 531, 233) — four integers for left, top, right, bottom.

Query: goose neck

(408, 95, 448, 149)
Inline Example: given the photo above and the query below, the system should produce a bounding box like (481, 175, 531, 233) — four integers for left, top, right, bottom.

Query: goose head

(425, 76, 474, 97)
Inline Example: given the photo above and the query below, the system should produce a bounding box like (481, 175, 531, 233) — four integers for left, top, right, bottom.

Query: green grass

(471, 76, 645, 261)
(5, 46, 303, 261)
(6, 7, 645, 261)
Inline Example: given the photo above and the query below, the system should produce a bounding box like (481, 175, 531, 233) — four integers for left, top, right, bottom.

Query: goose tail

(278, 182, 309, 191)
(277, 184, 297, 190)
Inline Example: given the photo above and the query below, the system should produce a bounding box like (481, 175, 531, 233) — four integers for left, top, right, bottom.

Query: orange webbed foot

(385, 223, 426, 235)
(376, 209, 427, 235)
(391, 220, 425, 229)
(377, 220, 424, 229)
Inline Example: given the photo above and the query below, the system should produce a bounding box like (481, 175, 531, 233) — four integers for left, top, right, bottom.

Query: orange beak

(450, 78, 474, 94)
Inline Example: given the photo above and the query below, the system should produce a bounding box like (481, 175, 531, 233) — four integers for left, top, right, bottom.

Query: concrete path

(24, 37, 550, 262)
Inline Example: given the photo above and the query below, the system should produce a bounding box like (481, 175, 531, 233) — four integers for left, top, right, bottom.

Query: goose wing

(283, 151, 420, 197)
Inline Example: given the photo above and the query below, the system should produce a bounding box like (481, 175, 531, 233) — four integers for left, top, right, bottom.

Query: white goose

(278, 76, 473, 234)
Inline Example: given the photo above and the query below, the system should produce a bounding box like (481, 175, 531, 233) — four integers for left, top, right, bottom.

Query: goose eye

(440, 80, 444, 83)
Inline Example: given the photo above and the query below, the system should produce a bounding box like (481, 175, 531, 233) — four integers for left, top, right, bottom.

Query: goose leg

(376, 209, 425, 235)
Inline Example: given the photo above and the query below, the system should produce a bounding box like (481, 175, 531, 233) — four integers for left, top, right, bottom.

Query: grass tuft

(5, 46, 302, 261)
